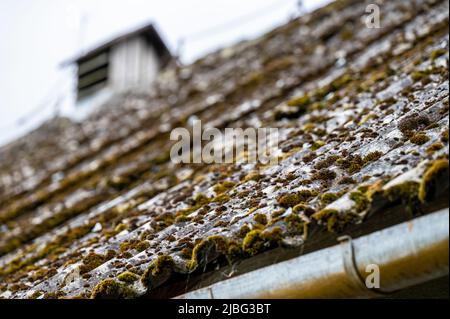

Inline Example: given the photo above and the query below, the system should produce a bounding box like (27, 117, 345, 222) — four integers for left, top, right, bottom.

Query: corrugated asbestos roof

(0, 0, 448, 299)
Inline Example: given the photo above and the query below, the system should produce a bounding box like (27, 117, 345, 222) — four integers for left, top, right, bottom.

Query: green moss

(242, 71, 264, 88)
(264, 56, 295, 72)
(262, 227, 283, 243)
(338, 176, 356, 184)
(299, 179, 312, 185)
(242, 228, 282, 256)
(332, 73, 352, 89)
(226, 241, 243, 264)
(362, 151, 383, 165)
(370, 71, 387, 83)
(430, 48, 447, 61)
(419, 159, 449, 202)
(119, 240, 134, 253)
(253, 213, 268, 225)
(80, 250, 116, 274)
(410, 133, 430, 145)
(242, 230, 264, 256)
(314, 155, 339, 169)
(270, 209, 286, 219)
(175, 193, 211, 218)
(277, 193, 301, 207)
(287, 95, 310, 108)
(43, 291, 66, 299)
(187, 236, 229, 271)
(29, 290, 43, 299)
(140, 255, 175, 289)
(426, 143, 444, 155)
(349, 191, 370, 213)
(91, 278, 134, 299)
(193, 193, 210, 205)
(284, 214, 305, 233)
(302, 123, 316, 131)
(107, 175, 131, 190)
(175, 215, 191, 223)
(398, 115, 431, 136)
(212, 194, 231, 204)
(302, 152, 317, 163)
(312, 209, 339, 232)
(337, 154, 363, 174)
(312, 209, 356, 232)
(425, 123, 440, 130)
(204, 235, 228, 252)
(441, 129, 449, 143)
(312, 169, 337, 181)
(275, 104, 309, 120)
(320, 193, 339, 205)
(411, 70, 431, 83)
(153, 151, 171, 165)
(236, 224, 251, 238)
(441, 100, 449, 115)
(277, 190, 317, 208)
(151, 255, 174, 277)
(180, 247, 193, 259)
(336, 152, 381, 175)
(175, 207, 196, 218)
(117, 271, 139, 283)
(314, 128, 327, 137)
(292, 204, 315, 216)
(153, 212, 176, 231)
(384, 181, 420, 214)
(311, 140, 326, 151)
(314, 74, 352, 99)
(340, 26, 353, 41)
(114, 223, 128, 233)
(135, 241, 150, 252)
(243, 172, 264, 182)
(213, 181, 236, 194)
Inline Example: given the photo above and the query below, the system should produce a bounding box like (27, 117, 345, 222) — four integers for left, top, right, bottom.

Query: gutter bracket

(338, 235, 393, 297)
(207, 287, 215, 299)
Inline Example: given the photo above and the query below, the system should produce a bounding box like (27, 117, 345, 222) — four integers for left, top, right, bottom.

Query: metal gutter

(176, 208, 449, 299)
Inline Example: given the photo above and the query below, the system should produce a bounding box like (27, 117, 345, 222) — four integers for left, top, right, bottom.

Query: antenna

(297, 0, 304, 12)
(79, 11, 89, 54)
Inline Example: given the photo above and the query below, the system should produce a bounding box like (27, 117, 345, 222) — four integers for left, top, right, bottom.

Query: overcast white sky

(0, 0, 330, 147)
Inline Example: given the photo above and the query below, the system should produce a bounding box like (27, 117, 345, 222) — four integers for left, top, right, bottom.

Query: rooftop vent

(65, 23, 172, 105)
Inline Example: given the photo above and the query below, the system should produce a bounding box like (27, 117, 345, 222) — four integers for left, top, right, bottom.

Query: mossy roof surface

(0, 0, 449, 299)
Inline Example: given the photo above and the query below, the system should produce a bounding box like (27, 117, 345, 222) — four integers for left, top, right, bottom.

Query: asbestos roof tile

(0, 0, 448, 299)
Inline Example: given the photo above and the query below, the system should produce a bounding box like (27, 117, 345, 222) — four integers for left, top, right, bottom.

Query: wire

(181, 0, 296, 43)
(9, 69, 73, 128)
